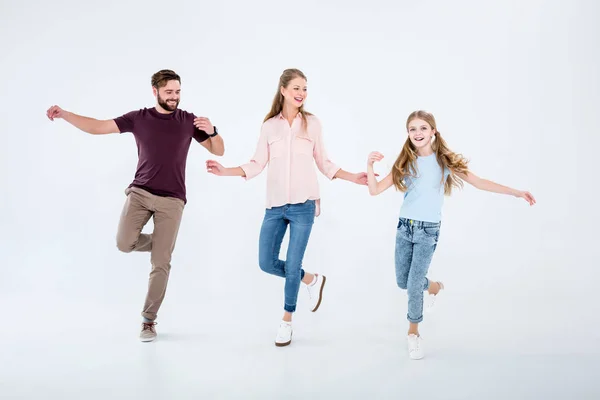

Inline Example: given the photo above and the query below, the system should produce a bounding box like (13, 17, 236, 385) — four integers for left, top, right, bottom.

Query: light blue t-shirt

(399, 154, 450, 223)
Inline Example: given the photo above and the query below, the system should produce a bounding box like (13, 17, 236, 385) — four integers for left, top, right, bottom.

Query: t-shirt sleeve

(190, 113, 210, 143)
(113, 110, 139, 133)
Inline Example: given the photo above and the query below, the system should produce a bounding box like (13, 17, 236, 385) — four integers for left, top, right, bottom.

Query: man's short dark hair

(151, 69, 181, 89)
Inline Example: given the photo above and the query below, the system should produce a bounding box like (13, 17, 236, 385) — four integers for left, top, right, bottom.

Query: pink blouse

(240, 112, 340, 215)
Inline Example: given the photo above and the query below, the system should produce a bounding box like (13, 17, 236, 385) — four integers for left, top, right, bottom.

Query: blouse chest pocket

(293, 135, 314, 157)
(268, 136, 285, 159)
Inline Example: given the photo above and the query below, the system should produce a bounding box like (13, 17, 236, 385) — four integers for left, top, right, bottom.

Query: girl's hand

(206, 160, 225, 176)
(367, 151, 384, 166)
(517, 190, 536, 206)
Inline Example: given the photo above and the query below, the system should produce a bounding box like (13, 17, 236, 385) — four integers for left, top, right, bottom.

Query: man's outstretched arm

(47, 105, 120, 135)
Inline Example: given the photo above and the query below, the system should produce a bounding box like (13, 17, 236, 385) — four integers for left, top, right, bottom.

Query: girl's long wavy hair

(264, 68, 312, 129)
(392, 110, 469, 195)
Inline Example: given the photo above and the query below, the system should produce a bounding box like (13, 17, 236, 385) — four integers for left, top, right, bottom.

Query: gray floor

(2, 253, 598, 399)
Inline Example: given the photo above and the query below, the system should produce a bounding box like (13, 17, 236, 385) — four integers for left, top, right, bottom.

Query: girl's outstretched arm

(456, 171, 536, 205)
(367, 151, 394, 196)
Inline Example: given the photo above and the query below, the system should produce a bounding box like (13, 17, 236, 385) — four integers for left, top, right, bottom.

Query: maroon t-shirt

(113, 107, 209, 203)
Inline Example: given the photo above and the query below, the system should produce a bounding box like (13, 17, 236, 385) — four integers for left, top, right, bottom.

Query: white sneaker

(407, 334, 424, 360)
(275, 321, 292, 347)
(306, 274, 326, 312)
(426, 281, 444, 313)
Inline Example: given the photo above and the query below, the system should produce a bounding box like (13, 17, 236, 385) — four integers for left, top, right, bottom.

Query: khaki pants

(116, 186, 185, 321)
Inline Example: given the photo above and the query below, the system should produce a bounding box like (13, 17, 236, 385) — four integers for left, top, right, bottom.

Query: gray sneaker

(140, 322, 157, 342)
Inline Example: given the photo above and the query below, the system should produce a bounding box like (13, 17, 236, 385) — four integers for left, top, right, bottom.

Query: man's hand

(47, 105, 67, 121)
(194, 117, 214, 135)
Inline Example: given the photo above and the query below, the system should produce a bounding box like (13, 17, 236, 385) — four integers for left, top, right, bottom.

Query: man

(46, 69, 224, 342)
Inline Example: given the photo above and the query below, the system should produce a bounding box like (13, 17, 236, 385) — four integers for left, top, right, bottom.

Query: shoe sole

(140, 336, 156, 342)
(275, 332, 292, 347)
(311, 275, 326, 312)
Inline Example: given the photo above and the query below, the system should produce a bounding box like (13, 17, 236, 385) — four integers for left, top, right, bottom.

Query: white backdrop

(1, 0, 599, 398)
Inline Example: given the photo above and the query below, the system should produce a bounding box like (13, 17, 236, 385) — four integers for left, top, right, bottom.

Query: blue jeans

(258, 200, 315, 313)
(395, 217, 441, 323)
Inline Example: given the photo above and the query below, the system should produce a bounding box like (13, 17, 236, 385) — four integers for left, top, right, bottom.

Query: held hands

(351, 172, 370, 185)
(361, 151, 384, 186)
(46, 105, 67, 121)
(194, 117, 214, 135)
(345, 151, 386, 185)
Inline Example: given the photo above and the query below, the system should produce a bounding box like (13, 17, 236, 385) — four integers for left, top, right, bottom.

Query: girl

(206, 68, 368, 347)
(366, 110, 535, 360)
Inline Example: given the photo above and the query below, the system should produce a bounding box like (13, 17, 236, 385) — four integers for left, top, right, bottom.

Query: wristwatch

(208, 126, 218, 137)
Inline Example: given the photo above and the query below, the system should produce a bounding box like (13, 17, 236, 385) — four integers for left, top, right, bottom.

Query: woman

(206, 68, 367, 346)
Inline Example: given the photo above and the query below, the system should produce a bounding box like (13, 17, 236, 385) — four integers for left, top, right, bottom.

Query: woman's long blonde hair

(392, 110, 469, 195)
(264, 68, 312, 128)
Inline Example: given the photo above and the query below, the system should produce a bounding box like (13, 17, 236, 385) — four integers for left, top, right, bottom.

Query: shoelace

(428, 294, 437, 308)
(427, 282, 443, 308)
(142, 322, 157, 332)
(306, 285, 314, 299)
(306, 277, 319, 298)
(277, 323, 291, 337)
